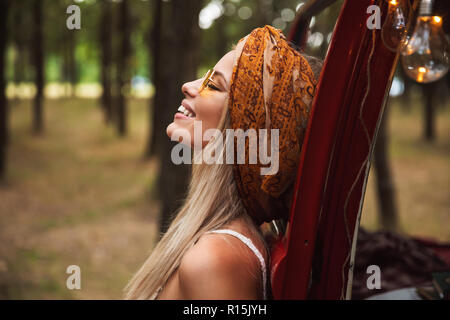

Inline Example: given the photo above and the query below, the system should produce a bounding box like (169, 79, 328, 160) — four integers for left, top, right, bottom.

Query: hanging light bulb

(381, 0, 411, 52)
(401, 0, 450, 83)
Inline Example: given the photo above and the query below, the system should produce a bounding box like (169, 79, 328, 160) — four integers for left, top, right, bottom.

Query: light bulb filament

(418, 67, 427, 73)
(417, 67, 427, 82)
(432, 16, 442, 25)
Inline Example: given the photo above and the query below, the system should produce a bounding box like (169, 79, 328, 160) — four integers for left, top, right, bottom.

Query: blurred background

(0, 0, 448, 299)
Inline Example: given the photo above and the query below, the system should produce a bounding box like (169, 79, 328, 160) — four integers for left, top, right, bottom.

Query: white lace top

(151, 229, 268, 300)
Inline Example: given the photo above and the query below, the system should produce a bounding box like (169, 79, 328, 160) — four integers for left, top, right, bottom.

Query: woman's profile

(124, 25, 322, 300)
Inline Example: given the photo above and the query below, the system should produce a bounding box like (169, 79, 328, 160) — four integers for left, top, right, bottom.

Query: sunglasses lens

(200, 69, 212, 91)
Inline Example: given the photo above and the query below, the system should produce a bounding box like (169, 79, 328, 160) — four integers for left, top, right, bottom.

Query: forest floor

(0, 97, 448, 299)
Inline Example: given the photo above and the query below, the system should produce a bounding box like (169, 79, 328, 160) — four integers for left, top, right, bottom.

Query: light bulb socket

(419, 0, 433, 16)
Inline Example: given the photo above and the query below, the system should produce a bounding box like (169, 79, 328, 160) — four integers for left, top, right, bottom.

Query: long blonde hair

(123, 105, 265, 300)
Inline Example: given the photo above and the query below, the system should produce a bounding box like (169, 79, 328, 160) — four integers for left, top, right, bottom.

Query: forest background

(0, 0, 448, 299)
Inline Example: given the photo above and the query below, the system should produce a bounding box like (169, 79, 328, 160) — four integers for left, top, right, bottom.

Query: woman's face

(166, 50, 235, 147)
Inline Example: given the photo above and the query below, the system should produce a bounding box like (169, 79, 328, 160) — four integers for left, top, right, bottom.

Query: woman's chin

(166, 122, 192, 144)
(166, 122, 174, 139)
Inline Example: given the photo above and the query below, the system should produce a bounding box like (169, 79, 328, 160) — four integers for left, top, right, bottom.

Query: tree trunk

(256, 0, 273, 26)
(422, 82, 437, 141)
(100, 0, 113, 124)
(0, 0, 10, 180)
(145, 0, 163, 157)
(215, 14, 228, 60)
(116, 0, 131, 137)
(373, 106, 399, 231)
(398, 66, 412, 113)
(12, 1, 25, 105)
(156, 0, 203, 234)
(63, 30, 77, 97)
(32, 0, 44, 135)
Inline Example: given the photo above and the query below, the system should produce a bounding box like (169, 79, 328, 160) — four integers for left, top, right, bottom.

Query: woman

(124, 25, 322, 300)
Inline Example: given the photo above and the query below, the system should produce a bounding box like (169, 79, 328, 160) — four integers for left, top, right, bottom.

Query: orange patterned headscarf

(228, 25, 318, 226)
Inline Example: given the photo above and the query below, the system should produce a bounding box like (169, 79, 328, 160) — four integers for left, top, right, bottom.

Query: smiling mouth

(177, 105, 196, 118)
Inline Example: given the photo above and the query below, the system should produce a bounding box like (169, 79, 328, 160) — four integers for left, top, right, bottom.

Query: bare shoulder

(177, 232, 262, 299)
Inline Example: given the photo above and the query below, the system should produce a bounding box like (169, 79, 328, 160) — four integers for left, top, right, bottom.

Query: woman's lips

(182, 100, 195, 115)
(174, 112, 192, 120)
(175, 104, 196, 120)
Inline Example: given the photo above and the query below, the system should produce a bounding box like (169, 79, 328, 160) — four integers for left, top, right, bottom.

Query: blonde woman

(124, 25, 322, 300)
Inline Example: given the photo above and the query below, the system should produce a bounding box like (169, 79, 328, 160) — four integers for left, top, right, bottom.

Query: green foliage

(3, 0, 343, 84)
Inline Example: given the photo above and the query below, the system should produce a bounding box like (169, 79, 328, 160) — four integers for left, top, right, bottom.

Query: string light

(401, 0, 449, 83)
(381, 0, 411, 52)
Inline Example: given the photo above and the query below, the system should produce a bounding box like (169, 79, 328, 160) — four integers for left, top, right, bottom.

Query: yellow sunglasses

(199, 69, 220, 92)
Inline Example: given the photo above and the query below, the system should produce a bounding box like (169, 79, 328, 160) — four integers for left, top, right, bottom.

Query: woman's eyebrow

(212, 70, 228, 88)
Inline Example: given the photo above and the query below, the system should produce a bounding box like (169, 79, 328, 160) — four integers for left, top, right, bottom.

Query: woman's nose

(181, 79, 200, 98)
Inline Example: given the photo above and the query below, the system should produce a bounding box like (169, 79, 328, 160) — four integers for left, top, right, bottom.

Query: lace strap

(207, 229, 267, 300)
